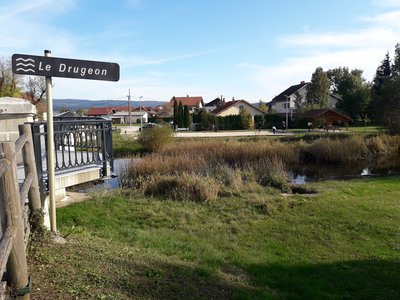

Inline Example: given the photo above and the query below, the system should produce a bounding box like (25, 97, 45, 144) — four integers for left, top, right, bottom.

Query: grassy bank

(113, 131, 143, 157)
(29, 176, 400, 299)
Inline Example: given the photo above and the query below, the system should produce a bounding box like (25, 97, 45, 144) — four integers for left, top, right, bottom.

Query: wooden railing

(0, 124, 42, 300)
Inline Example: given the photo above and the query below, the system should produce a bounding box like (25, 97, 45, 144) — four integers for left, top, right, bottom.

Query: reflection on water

(68, 158, 132, 193)
(290, 156, 400, 184)
(72, 156, 400, 192)
(103, 158, 133, 189)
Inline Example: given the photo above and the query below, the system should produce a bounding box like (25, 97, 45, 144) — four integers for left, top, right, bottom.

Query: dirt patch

(56, 192, 90, 208)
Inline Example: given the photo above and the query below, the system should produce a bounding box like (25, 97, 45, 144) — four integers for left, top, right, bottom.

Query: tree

(336, 81, 371, 122)
(183, 105, 190, 128)
(293, 91, 304, 110)
(372, 52, 391, 96)
(173, 99, 178, 127)
(306, 67, 330, 108)
(258, 100, 268, 112)
(380, 76, 400, 133)
(178, 101, 184, 128)
(327, 67, 371, 121)
(371, 52, 392, 123)
(240, 108, 253, 129)
(392, 43, 400, 78)
(0, 57, 21, 97)
(24, 76, 46, 104)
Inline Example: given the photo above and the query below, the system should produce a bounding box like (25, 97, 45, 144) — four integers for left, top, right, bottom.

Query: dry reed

(120, 135, 400, 201)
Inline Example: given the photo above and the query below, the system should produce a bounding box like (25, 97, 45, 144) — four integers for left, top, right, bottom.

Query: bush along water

(120, 135, 400, 201)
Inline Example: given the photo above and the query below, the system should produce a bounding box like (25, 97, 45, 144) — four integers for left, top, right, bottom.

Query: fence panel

(0, 123, 41, 299)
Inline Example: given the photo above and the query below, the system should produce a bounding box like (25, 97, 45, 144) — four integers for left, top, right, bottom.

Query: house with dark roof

(204, 97, 225, 112)
(269, 81, 340, 113)
(211, 99, 266, 117)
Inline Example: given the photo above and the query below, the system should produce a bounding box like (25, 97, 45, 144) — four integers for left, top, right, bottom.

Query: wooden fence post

(18, 124, 41, 212)
(0, 143, 30, 300)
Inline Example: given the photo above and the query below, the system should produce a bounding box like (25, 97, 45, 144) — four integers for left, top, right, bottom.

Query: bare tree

(23, 76, 46, 104)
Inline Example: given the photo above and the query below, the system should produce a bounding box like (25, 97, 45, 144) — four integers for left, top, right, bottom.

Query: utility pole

(284, 94, 289, 133)
(127, 89, 132, 126)
(139, 96, 143, 128)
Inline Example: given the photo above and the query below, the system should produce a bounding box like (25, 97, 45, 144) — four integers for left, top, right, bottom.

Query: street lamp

(139, 96, 143, 129)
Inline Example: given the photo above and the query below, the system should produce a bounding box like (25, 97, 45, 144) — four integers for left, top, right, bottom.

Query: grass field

(28, 175, 400, 299)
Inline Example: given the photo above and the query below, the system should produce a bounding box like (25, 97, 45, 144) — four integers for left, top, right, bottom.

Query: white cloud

(126, 0, 142, 8)
(372, 0, 400, 7)
(243, 3, 400, 100)
(0, 0, 78, 55)
(280, 28, 399, 48)
(361, 10, 400, 28)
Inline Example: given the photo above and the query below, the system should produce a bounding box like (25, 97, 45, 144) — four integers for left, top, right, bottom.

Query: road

(116, 126, 292, 138)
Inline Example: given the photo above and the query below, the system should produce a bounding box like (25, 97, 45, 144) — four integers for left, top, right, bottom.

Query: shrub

(252, 158, 291, 193)
(210, 164, 244, 195)
(143, 174, 219, 202)
(302, 136, 367, 163)
(137, 125, 173, 152)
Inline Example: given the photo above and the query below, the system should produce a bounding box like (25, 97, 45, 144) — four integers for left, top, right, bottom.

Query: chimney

(187, 95, 189, 97)
(301, 81, 305, 84)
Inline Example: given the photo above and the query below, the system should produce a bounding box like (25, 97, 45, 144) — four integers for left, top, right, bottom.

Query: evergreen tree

(372, 52, 391, 96)
(371, 52, 392, 123)
(306, 67, 330, 108)
(392, 43, 400, 78)
(183, 105, 190, 128)
(173, 99, 178, 126)
(178, 101, 184, 128)
(380, 76, 400, 133)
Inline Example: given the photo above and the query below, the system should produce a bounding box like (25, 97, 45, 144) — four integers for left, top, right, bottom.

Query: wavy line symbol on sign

(15, 57, 36, 73)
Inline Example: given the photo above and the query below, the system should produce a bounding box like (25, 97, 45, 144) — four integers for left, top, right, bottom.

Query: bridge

(24, 117, 114, 205)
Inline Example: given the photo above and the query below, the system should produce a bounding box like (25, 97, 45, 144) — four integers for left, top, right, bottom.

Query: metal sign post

(44, 50, 57, 232)
(12, 51, 120, 233)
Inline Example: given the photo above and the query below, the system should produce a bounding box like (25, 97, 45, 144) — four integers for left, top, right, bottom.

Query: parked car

(138, 123, 160, 132)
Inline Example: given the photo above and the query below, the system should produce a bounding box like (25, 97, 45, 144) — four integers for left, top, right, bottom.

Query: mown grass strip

(28, 176, 400, 299)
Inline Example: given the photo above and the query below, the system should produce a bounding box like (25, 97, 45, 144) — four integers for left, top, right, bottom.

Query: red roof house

(86, 107, 116, 117)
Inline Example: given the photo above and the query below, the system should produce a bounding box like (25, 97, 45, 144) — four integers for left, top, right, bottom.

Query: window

(239, 105, 244, 109)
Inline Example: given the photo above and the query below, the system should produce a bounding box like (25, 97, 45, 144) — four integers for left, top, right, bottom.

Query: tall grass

(120, 134, 400, 201)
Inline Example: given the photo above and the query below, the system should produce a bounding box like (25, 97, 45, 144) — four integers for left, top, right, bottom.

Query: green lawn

(29, 176, 400, 299)
(112, 131, 143, 157)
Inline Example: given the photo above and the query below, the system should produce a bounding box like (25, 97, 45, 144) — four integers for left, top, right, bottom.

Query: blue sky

(1, 0, 400, 102)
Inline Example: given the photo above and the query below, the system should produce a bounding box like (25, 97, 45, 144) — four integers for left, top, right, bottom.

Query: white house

(269, 81, 340, 114)
(212, 99, 266, 117)
(111, 110, 148, 124)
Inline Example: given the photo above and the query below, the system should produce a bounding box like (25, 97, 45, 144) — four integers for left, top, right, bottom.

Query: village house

(268, 81, 340, 114)
(86, 106, 148, 124)
(168, 95, 204, 114)
(211, 99, 266, 117)
(204, 97, 225, 112)
(86, 107, 116, 118)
